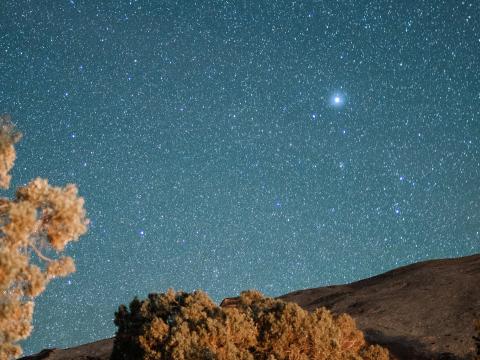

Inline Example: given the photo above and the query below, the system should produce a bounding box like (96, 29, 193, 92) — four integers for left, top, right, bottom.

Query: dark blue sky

(1, 0, 479, 355)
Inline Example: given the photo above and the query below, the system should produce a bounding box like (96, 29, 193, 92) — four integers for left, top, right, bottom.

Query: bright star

(330, 93, 345, 107)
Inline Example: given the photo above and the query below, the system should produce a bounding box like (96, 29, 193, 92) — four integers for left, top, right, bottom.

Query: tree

(111, 289, 390, 360)
(0, 115, 89, 360)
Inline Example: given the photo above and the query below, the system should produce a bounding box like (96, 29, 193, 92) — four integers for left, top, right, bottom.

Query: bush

(111, 289, 389, 360)
(0, 115, 89, 360)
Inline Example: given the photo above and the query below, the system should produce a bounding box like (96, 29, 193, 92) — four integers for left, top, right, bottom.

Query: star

(329, 93, 345, 108)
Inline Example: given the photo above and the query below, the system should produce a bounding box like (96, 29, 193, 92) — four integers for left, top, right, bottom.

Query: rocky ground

(20, 253, 480, 360)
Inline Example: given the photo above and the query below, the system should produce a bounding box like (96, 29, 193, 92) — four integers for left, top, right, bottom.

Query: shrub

(111, 289, 390, 360)
(0, 115, 89, 360)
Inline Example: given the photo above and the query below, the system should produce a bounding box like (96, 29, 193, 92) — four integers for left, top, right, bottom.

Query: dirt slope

(20, 253, 480, 360)
(279, 253, 480, 359)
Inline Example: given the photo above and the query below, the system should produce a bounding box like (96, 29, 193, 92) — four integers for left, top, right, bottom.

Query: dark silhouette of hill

(20, 253, 480, 360)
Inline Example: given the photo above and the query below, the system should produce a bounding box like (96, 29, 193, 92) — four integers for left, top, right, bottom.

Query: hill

(20, 253, 480, 360)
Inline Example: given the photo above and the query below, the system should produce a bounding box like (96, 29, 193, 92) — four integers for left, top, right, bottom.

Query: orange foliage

(112, 289, 390, 360)
(0, 115, 21, 190)
(0, 115, 89, 360)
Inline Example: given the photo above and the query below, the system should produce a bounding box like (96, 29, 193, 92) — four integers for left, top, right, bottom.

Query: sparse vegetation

(0, 115, 89, 360)
(111, 289, 389, 360)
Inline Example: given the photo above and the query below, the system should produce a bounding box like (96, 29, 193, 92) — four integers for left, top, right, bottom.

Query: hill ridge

(20, 253, 480, 360)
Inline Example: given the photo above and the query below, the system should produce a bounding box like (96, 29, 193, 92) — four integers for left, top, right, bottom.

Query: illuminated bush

(0, 115, 89, 360)
(111, 289, 389, 360)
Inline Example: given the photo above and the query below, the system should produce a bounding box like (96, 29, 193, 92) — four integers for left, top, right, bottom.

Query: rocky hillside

(20, 253, 480, 360)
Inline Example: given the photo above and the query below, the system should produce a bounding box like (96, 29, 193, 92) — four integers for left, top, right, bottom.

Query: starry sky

(1, 0, 479, 355)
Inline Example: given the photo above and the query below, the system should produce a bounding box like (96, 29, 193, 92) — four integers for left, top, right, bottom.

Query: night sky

(1, 0, 479, 355)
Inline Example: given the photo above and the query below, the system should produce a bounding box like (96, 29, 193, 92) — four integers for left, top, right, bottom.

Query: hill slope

(279, 254, 479, 359)
(20, 254, 480, 360)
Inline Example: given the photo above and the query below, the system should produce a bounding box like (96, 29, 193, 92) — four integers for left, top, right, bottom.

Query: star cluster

(0, 0, 479, 355)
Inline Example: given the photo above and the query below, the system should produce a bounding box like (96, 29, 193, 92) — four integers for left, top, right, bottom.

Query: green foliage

(111, 289, 390, 360)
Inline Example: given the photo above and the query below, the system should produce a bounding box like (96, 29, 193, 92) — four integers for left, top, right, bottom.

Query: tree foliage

(111, 289, 390, 360)
(0, 114, 89, 360)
